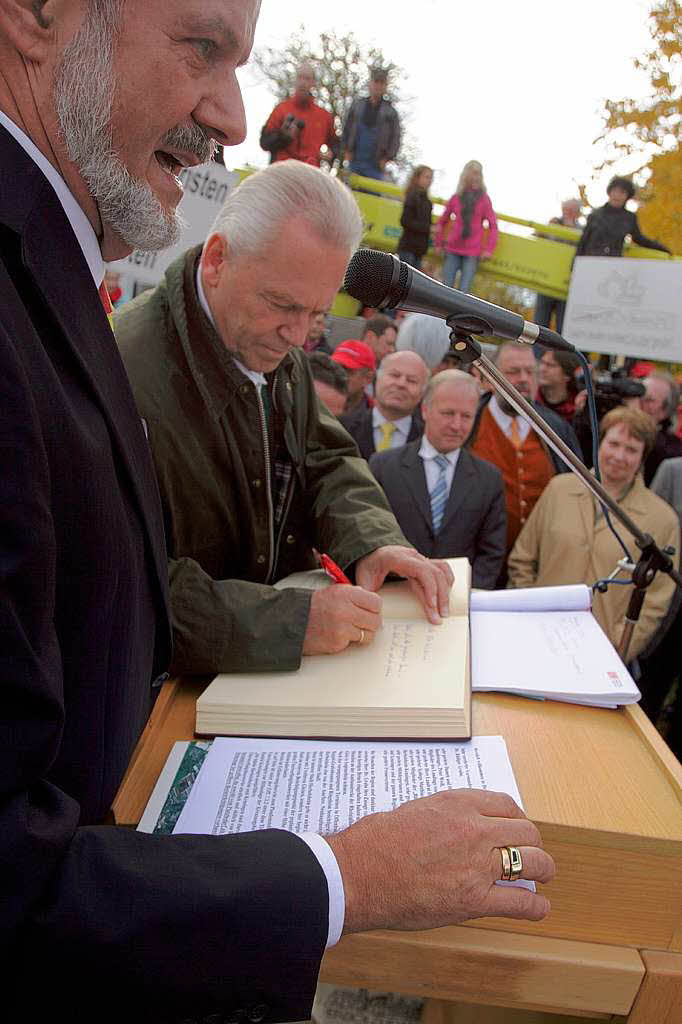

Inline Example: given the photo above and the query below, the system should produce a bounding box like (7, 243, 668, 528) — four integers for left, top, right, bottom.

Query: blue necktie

(430, 453, 450, 534)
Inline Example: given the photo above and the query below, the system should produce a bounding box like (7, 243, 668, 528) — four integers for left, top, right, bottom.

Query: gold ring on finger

(499, 846, 511, 881)
(507, 846, 523, 881)
(358, 629, 365, 644)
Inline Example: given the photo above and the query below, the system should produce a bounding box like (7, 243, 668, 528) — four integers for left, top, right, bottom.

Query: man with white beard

(0, 3, 554, 1021)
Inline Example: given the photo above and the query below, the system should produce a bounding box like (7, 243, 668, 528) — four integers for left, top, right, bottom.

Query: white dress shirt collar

(418, 435, 461, 468)
(488, 393, 531, 442)
(0, 110, 104, 288)
(372, 405, 412, 438)
(418, 435, 460, 496)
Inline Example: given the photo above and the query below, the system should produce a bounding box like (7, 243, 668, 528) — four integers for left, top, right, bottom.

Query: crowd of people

(184, 58, 682, 738)
(1, 5, 678, 1017)
(302, 295, 682, 759)
(311, 316, 682, 736)
(259, 65, 680, 745)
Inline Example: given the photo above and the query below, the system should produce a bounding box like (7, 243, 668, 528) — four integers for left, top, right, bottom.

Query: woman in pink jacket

(436, 160, 498, 293)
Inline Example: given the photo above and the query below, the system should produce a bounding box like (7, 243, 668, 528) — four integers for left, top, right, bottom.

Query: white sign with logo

(106, 163, 240, 301)
(563, 256, 682, 361)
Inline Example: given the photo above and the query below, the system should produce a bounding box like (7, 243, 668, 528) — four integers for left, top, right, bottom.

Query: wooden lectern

(113, 681, 682, 1023)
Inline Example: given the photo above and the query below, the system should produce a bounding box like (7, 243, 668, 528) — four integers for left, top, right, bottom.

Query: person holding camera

(572, 368, 645, 469)
(260, 63, 339, 167)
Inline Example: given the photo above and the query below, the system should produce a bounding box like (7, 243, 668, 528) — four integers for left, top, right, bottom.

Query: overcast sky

(228, 0, 656, 222)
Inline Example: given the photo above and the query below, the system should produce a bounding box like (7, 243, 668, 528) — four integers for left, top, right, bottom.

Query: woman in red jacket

(436, 160, 498, 293)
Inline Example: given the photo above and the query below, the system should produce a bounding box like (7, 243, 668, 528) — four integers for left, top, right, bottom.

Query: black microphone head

(344, 248, 409, 308)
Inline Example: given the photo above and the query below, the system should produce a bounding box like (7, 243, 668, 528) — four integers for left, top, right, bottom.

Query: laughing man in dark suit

(341, 349, 428, 459)
(370, 370, 506, 589)
(0, 3, 554, 1017)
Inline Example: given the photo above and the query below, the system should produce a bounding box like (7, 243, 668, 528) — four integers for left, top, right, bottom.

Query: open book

(196, 558, 471, 739)
(470, 585, 640, 707)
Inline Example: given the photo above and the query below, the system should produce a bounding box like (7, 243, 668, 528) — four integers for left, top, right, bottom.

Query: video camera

(572, 368, 646, 468)
(577, 368, 645, 419)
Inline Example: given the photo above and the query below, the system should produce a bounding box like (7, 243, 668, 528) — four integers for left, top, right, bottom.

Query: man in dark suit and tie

(0, 2, 554, 1018)
(370, 371, 506, 589)
(341, 349, 429, 459)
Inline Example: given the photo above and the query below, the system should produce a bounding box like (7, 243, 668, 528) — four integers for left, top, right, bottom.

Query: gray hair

(396, 312, 452, 369)
(423, 369, 480, 407)
(207, 162, 364, 259)
(646, 370, 680, 418)
(492, 340, 536, 365)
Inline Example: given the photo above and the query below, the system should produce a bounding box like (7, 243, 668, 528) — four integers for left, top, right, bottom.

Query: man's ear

(0, 0, 60, 61)
(201, 232, 230, 289)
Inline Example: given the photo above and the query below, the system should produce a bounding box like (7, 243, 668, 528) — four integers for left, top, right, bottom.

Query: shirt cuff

(298, 832, 345, 948)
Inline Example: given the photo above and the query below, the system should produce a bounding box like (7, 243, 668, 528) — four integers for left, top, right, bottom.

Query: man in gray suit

(370, 371, 506, 589)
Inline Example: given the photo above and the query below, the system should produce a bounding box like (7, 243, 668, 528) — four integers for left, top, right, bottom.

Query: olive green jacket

(115, 247, 409, 674)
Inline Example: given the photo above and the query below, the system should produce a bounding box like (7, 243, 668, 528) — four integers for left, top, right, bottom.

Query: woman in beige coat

(508, 406, 680, 659)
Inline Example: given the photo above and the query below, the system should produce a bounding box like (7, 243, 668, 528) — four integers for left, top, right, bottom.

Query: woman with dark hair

(397, 165, 433, 270)
(576, 176, 670, 258)
(536, 349, 582, 422)
(508, 406, 679, 659)
(435, 160, 498, 293)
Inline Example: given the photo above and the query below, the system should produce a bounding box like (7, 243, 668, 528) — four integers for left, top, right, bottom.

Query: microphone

(343, 249, 577, 353)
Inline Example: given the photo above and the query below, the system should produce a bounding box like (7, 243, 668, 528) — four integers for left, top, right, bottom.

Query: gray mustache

(160, 121, 216, 164)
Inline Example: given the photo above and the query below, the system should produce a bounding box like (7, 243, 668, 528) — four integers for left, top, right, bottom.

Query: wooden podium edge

(624, 704, 682, 797)
(320, 926, 645, 1017)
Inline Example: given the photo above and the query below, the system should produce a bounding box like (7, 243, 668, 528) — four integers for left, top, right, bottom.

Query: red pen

(319, 553, 352, 585)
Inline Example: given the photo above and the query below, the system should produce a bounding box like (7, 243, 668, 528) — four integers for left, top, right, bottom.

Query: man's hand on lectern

(326, 788, 555, 933)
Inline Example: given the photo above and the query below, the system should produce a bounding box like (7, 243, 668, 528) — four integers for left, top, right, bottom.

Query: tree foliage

(596, 0, 681, 253)
(638, 148, 682, 255)
(597, 0, 681, 158)
(252, 26, 417, 172)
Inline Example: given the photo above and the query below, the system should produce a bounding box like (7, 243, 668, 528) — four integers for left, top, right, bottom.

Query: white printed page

(174, 735, 522, 837)
(471, 584, 592, 614)
(471, 609, 640, 704)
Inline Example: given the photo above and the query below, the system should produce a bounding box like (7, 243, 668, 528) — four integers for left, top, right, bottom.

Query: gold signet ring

(507, 846, 523, 881)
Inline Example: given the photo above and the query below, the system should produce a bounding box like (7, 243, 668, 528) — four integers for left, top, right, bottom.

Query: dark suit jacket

(370, 440, 506, 589)
(0, 126, 327, 1023)
(341, 403, 424, 459)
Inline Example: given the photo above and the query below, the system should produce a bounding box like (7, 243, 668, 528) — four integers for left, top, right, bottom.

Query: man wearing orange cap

(332, 339, 376, 413)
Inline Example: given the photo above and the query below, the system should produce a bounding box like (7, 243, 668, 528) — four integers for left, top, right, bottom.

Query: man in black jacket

(576, 176, 670, 259)
(641, 370, 682, 485)
(1, 4, 554, 1019)
(341, 67, 401, 180)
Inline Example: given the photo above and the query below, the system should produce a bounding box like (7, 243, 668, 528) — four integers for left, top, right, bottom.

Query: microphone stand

(447, 326, 682, 663)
